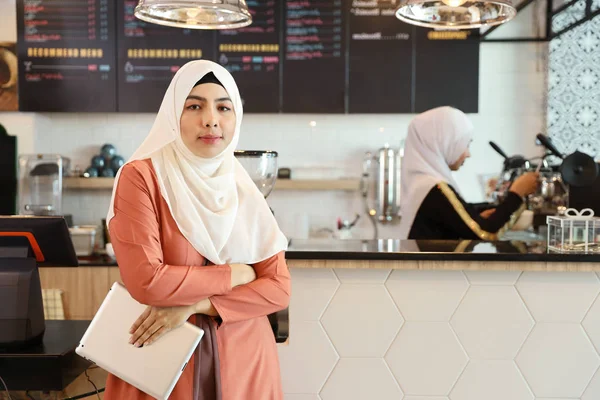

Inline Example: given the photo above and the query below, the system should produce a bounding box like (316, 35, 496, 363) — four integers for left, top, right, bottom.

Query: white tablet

(76, 282, 204, 400)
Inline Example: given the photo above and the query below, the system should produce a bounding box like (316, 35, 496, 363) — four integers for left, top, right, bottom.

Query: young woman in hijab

(105, 60, 290, 399)
(398, 106, 539, 240)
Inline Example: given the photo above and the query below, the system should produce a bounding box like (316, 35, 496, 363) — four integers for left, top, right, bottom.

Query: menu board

(347, 1, 413, 113)
(414, 28, 480, 113)
(116, 0, 216, 112)
(217, 0, 282, 113)
(14, 1, 481, 114)
(16, 0, 117, 112)
(282, 0, 346, 113)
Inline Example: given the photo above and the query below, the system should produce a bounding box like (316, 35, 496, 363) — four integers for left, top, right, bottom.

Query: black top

(408, 182, 525, 240)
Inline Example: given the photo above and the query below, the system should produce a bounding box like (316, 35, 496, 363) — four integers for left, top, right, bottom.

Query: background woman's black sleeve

(416, 182, 525, 240)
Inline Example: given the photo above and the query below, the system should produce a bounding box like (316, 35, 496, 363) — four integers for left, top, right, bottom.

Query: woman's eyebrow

(185, 95, 232, 102)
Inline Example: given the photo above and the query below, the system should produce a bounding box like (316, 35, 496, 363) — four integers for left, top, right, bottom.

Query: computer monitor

(0, 216, 78, 350)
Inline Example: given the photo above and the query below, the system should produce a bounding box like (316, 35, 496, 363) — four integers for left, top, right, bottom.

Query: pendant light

(134, 0, 252, 30)
(395, 0, 516, 30)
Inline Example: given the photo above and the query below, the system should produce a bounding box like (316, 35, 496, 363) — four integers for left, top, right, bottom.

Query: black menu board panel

(217, 0, 282, 113)
(414, 28, 479, 113)
(282, 0, 346, 113)
(16, 0, 117, 112)
(116, 1, 216, 113)
(347, 1, 413, 113)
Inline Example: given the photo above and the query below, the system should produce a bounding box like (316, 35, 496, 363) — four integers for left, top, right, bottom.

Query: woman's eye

(218, 106, 231, 112)
(187, 104, 201, 110)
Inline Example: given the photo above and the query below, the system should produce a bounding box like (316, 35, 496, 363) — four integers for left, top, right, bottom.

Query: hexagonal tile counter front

(320, 358, 403, 400)
(516, 323, 600, 398)
(451, 286, 534, 359)
(289, 268, 340, 321)
(278, 321, 339, 394)
(582, 365, 600, 400)
(582, 294, 600, 352)
(516, 272, 600, 322)
(404, 397, 448, 400)
(386, 322, 468, 396)
(321, 284, 403, 357)
(385, 270, 469, 321)
(449, 360, 534, 400)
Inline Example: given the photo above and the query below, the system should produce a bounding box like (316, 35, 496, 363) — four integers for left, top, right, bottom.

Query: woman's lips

(198, 136, 222, 145)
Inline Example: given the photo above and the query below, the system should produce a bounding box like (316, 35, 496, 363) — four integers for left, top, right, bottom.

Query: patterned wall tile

(548, 16, 600, 157)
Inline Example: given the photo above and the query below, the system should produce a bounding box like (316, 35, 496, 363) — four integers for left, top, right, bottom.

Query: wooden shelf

(64, 177, 115, 190)
(63, 177, 360, 191)
(274, 179, 359, 191)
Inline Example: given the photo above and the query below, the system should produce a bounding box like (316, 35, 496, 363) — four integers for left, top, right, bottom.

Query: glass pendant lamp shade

(134, 0, 252, 30)
(395, 0, 516, 29)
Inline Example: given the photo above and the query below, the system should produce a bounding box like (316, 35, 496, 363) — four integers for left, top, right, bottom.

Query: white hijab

(398, 106, 474, 239)
(107, 60, 288, 265)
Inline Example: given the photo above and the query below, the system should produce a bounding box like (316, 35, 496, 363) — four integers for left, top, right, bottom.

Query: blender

(17, 154, 64, 216)
(234, 150, 278, 200)
(234, 150, 287, 342)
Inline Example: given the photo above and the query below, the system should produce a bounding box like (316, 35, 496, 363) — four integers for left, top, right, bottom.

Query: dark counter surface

(72, 239, 600, 266)
(286, 239, 600, 262)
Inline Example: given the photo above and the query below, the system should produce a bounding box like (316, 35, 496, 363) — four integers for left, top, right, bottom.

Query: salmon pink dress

(106, 159, 290, 400)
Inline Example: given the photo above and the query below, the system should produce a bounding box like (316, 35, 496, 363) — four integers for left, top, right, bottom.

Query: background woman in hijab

(105, 60, 290, 399)
(398, 106, 539, 240)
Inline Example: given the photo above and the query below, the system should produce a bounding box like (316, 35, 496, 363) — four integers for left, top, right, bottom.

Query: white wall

(0, 0, 548, 240)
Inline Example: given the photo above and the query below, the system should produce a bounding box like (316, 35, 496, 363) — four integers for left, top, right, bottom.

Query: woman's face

(450, 147, 471, 171)
(180, 82, 236, 158)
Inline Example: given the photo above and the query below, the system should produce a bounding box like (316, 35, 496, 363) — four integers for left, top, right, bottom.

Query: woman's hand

(193, 298, 219, 317)
(129, 305, 194, 347)
(230, 263, 257, 288)
(510, 172, 539, 198)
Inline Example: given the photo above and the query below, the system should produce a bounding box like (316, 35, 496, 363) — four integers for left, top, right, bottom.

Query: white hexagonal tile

(320, 358, 403, 400)
(278, 321, 339, 394)
(405, 397, 448, 400)
(582, 295, 600, 352)
(516, 323, 600, 398)
(290, 268, 339, 321)
(536, 398, 577, 400)
(386, 270, 469, 321)
(582, 365, 600, 400)
(321, 284, 403, 357)
(333, 268, 391, 284)
(450, 360, 533, 400)
(451, 286, 534, 359)
(516, 272, 600, 322)
(386, 322, 468, 396)
(464, 271, 522, 285)
(285, 395, 321, 400)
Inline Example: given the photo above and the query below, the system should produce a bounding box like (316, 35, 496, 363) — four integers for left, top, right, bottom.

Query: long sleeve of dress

(209, 251, 291, 325)
(109, 163, 232, 307)
(410, 182, 525, 240)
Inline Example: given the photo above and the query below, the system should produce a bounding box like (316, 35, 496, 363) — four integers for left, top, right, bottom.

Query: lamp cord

(0, 375, 13, 400)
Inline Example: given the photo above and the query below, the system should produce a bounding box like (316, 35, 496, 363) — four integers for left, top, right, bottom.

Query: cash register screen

(0, 216, 78, 266)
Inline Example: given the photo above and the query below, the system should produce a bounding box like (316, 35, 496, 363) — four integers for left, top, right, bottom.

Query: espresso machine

(360, 144, 402, 239)
(234, 150, 287, 343)
(489, 134, 598, 228)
